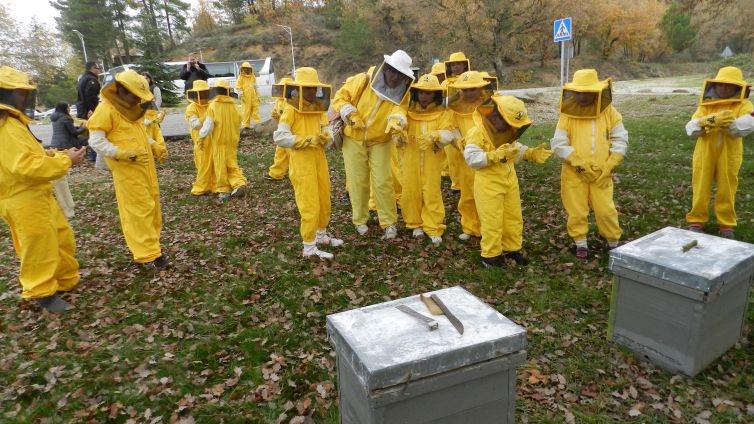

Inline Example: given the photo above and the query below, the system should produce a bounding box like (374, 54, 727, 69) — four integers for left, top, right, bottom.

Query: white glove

(198, 117, 214, 139)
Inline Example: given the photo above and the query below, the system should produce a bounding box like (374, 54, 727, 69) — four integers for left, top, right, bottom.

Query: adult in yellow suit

(447, 71, 492, 240)
(401, 74, 453, 244)
(464, 95, 552, 268)
(88, 69, 168, 269)
(185, 80, 214, 194)
(442, 52, 472, 190)
(685, 66, 754, 238)
(235, 62, 260, 128)
(550, 69, 628, 260)
(332, 50, 415, 239)
(265, 77, 294, 181)
(273, 67, 344, 259)
(0, 66, 85, 312)
(199, 79, 247, 201)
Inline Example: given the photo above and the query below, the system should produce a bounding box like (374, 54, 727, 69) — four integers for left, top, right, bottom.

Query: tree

(161, 0, 192, 49)
(193, 0, 218, 34)
(137, 53, 181, 106)
(52, 0, 116, 66)
(662, 2, 696, 52)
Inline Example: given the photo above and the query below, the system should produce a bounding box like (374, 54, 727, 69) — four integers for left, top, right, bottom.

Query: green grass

(1, 103, 753, 423)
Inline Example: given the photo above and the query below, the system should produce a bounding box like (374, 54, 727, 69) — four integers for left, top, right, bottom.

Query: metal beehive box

(608, 226, 754, 376)
(326, 286, 527, 424)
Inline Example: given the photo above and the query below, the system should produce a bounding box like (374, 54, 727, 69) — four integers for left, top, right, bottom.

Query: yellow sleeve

(555, 115, 568, 131)
(2, 138, 70, 182)
(86, 105, 113, 133)
(332, 73, 368, 113)
(279, 103, 296, 127)
(607, 105, 624, 127)
(438, 110, 453, 130)
(737, 100, 754, 116)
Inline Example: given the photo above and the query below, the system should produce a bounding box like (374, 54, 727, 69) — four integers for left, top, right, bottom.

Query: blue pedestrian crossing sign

(553, 17, 572, 42)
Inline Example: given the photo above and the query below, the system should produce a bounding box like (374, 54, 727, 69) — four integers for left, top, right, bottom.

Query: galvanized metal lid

(609, 226, 754, 292)
(326, 286, 527, 391)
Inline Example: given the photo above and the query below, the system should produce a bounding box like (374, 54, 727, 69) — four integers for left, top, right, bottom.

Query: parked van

(103, 57, 276, 97)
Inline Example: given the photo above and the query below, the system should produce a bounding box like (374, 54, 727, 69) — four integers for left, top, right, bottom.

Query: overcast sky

(4, 0, 200, 27)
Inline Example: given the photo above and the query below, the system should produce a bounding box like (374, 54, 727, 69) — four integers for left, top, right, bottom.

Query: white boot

(458, 233, 471, 241)
(429, 235, 442, 245)
(355, 224, 368, 235)
(316, 229, 344, 247)
(383, 225, 398, 240)
(302, 242, 333, 260)
(412, 228, 425, 238)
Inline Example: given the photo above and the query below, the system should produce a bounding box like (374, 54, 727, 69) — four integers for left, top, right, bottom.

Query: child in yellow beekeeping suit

(464, 95, 552, 268)
(185, 80, 214, 195)
(400, 74, 454, 244)
(685, 66, 754, 239)
(143, 104, 168, 164)
(0, 66, 86, 312)
(550, 69, 628, 260)
(273, 67, 344, 259)
(199, 79, 248, 202)
(447, 71, 494, 241)
(88, 69, 168, 269)
(265, 76, 294, 181)
(235, 62, 260, 128)
(442, 52, 472, 191)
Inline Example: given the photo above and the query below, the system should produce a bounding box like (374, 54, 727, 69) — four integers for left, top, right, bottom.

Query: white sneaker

(316, 230, 344, 247)
(302, 242, 333, 260)
(356, 224, 368, 235)
(230, 186, 245, 197)
(412, 228, 425, 238)
(218, 192, 230, 202)
(458, 233, 471, 241)
(383, 225, 398, 240)
(430, 235, 442, 245)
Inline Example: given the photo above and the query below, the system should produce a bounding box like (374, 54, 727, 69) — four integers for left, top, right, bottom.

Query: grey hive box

(326, 286, 527, 424)
(608, 226, 754, 376)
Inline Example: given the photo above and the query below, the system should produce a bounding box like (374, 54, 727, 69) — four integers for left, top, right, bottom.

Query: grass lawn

(1, 95, 753, 423)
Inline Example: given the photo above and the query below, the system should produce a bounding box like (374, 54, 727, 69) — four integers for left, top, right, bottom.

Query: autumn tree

(662, 1, 696, 52)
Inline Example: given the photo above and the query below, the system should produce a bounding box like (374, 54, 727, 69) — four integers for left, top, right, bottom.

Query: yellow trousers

(212, 142, 248, 193)
(268, 146, 290, 180)
(241, 96, 260, 128)
(474, 169, 522, 257)
(457, 158, 481, 236)
(561, 166, 621, 242)
(1, 191, 80, 299)
(107, 158, 163, 263)
(290, 147, 331, 242)
(399, 144, 446, 236)
(342, 137, 396, 228)
(192, 142, 216, 195)
(686, 136, 742, 227)
(444, 144, 462, 190)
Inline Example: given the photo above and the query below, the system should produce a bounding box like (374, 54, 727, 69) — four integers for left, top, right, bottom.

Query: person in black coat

(180, 53, 210, 91)
(50, 102, 87, 149)
(76, 61, 101, 119)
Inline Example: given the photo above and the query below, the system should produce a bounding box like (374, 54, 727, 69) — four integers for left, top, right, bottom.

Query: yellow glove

(114, 148, 149, 165)
(701, 110, 736, 130)
(594, 153, 624, 188)
(486, 143, 520, 164)
(347, 112, 365, 130)
(418, 132, 440, 151)
(385, 118, 406, 147)
(293, 135, 314, 149)
(315, 133, 330, 147)
(566, 153, 600, 183)
(522, 143, 553, 164)
(150, 142, 168, 163)
(271, 109, 281, 121)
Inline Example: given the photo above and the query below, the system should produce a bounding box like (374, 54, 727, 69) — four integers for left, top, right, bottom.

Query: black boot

(504, 251, 529, 266)
(142, 255, 169, 270)
(481, 255, 506, 268)
(36, 293, 73, 313)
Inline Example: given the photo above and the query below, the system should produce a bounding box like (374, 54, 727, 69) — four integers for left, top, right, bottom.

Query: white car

(34, 109, 54, 119)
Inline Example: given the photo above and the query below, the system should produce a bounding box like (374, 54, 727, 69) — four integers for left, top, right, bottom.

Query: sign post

(553, 17, 573, 86)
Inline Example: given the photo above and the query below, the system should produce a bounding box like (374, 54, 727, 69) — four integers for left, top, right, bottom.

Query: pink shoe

(576, 246, 589, 260)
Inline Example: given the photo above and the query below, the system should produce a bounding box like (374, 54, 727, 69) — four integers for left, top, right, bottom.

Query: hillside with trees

(1, 0, 752, 107)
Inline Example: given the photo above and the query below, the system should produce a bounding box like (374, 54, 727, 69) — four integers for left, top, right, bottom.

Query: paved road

(31, 103, 274, 146)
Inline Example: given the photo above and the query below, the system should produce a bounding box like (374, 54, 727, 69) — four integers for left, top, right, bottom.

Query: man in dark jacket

(50, 102, 87, 149)
(76, 61, 101, 119)
(180, 53, 210, 91)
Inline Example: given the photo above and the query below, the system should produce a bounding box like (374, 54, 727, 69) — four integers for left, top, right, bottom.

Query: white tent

(720, 46, 734, 58)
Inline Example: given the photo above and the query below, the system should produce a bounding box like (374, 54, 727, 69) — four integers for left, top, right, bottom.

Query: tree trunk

(162, 0, 175, 48)
(493, 57, 508, 85)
